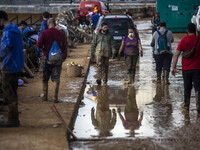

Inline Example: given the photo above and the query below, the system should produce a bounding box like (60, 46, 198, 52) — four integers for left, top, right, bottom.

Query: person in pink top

(172, 23, 200, 112)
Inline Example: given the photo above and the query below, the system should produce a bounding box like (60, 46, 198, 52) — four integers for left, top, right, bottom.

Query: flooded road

(70, 20, 200, 149)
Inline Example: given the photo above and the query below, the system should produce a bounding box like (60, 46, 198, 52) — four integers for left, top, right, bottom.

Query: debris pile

(56, 10, 92, 43)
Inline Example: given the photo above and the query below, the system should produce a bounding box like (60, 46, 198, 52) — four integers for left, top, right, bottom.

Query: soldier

(91, 22, 117, 85)
(0, 10, 24, 127)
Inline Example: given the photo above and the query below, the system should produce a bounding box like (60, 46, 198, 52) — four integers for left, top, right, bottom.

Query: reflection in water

(153, 83, 173, 135)
(118, 86, 143, 137)
(91, 85, 117, 137)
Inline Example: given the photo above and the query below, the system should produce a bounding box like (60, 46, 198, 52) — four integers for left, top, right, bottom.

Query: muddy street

(70, 20, 200, 150)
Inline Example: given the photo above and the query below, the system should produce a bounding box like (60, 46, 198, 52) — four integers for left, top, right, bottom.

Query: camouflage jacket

(91, 30, 116, 57)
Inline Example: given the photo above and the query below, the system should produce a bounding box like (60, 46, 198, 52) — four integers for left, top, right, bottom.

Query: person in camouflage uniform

(91, 22, 116, 85)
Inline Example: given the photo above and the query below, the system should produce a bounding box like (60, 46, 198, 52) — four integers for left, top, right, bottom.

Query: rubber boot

(128, 74, 133, 84)
(0, 105, 20, 127)
(156, 72, 161, 83)
(53, 82, 60, 103)
(181, 95, 190, 111)
(196, 92, 200, 113)
(164, 71, 170, 85)
(103, 72, 108, 85)
(161, 70, 165, 79)
(132, 71, 136, 84)
(42, 82, 48, 101)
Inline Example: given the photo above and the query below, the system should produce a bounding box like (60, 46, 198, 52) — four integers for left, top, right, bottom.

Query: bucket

(66, 65, 83, 77)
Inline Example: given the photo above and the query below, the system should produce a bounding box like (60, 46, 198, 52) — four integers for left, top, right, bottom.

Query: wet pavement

(70, 20, 200, 149)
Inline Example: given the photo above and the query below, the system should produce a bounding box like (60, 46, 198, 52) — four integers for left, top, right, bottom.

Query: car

(94, 14, 136, 55)
(77, 1, 109, 25)
(191, 6, 200, 33)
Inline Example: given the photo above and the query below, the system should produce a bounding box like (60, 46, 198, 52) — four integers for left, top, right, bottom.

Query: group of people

(91, 17, 200, 114)
(0, 10, 68, 127)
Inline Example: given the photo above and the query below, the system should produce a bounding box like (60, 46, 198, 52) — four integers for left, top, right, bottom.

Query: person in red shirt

(37, 18, 67, 103)
(172, 23, 200, 112)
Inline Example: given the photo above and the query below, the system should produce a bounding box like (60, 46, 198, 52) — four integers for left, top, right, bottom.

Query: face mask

(129, 33, 134, 36)
(0, 25, 4, 30)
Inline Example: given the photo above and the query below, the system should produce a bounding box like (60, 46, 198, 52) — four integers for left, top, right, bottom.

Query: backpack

(47, 32, 62, 65)
(157, 30, 169, 54)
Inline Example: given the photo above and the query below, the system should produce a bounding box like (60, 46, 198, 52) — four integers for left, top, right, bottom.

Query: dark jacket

(91, 30, 116, 57)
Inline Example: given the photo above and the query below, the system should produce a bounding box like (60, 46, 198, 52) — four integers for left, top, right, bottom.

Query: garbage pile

(56, 10, 92, 44)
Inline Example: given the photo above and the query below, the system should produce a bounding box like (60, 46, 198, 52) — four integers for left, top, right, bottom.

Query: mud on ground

(0, 44, 91, 150)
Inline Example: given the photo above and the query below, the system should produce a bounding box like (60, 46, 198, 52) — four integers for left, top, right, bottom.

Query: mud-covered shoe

(181, 103, 189, 111)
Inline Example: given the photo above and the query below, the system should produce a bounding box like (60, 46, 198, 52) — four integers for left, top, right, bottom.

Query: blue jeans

(154, 54, 173, 72)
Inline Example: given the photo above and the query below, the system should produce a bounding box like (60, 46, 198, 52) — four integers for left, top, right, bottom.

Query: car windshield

(101, 18, 133, 31)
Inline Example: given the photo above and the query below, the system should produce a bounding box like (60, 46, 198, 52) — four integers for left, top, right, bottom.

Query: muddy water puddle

(70, 20, 199, 149)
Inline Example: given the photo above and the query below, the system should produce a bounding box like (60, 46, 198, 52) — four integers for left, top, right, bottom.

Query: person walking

(0, 10, 24, 127)
(91, 22, 116, 85)
(171, 23, 200, 112)
(37, 12, 50, 57)
(37, 18, 67, 103)
(151, 12, 160, 35)
(151, 21, 174, 85)
(118, 26, 143, 84)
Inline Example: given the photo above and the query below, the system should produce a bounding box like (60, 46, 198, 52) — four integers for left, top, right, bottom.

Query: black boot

(0, 105, 20, 127)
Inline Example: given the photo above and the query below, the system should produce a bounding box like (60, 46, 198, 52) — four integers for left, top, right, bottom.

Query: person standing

(0, 10, 24, 127)
(91, 22, 116, 85)
(118, 26, 143, 84)
(37, 12, 50, 57)
(90, 12, 100, 33)
(151, 21, 174, 85)
(37, 18, 67, 103)
(172, 23, 200, 112)
(151, 12, 160, 35)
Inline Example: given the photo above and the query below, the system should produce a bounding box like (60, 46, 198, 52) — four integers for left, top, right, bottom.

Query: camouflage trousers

(96, 56, 109, 83)
(2, 72, 18, 106)
(125, 54, 139, 74)
(41, 56, 62, 83)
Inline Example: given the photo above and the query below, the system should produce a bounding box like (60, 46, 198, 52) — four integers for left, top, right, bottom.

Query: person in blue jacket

(20, 21, 37, 46)
(37, 12, 50, 57)
(0, 10, 24, 127)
